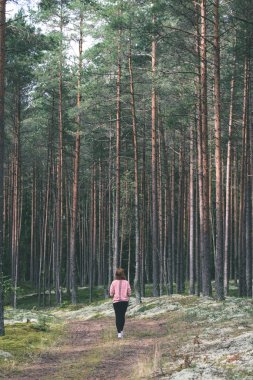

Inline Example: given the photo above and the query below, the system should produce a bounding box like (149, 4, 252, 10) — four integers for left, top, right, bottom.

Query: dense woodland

(0, 0, 253, 335)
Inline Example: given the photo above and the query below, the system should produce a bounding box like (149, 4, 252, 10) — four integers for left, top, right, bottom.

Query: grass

(0, 320, 64, 375)
(137, 303, 157, 313)
(3, 288, 253, 379)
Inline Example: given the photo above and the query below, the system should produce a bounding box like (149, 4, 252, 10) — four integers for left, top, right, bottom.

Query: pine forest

(0, 0, 253, 341)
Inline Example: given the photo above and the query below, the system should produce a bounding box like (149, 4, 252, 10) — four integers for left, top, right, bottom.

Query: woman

(110, 268, 131, 338)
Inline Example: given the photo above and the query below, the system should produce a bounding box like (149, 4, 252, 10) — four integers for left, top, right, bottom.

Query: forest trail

(4, 296, 253, 379)
(6, 316, 169, 380)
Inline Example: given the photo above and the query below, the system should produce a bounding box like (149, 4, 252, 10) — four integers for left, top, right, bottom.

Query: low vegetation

(1, 287, 253, 379)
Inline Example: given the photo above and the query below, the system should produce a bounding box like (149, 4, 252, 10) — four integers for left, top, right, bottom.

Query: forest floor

(1, 294, 253, 379)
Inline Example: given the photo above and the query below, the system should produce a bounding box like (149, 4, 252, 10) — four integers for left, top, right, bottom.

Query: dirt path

(6, 317, 168, 380)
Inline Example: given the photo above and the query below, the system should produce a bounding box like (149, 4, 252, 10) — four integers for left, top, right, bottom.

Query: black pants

(113, 301, 129, 333)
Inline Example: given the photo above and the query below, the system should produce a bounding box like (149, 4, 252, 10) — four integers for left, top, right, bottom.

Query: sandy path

(6, 317, 168, 380)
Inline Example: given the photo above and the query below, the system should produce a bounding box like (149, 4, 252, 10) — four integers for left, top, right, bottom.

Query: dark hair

(115, 268, 126, 280)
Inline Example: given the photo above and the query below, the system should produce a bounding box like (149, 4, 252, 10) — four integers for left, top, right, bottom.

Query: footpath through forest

(3, 295, 253, 379)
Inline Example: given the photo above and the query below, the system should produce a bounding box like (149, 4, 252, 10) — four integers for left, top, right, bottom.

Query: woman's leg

(113, 302, 122, 333)
(113, 302, 128, 333)
(120, 302, 128, 332)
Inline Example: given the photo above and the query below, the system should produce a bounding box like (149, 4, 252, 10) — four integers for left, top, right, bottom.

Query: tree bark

(128, 39, 141, 303)
(55, 1, 64, 305)
(70, 11, 83, 304)
(189, 122, 195, 295)
(213, 0, 224, 300)
(0, 0, 6, 336)
(200, 0, 212, 296)
(113, 22, 121, 275)
(224, 54, 235, 296)
(151, 15, 159, 296)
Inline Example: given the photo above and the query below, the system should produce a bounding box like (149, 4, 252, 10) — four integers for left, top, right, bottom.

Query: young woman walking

(110, 268, 131, 338)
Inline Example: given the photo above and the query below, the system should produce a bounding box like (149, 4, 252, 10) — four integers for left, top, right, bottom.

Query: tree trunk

(224, 55, 235, 295)
(12, 90, 21, 309)
(200, 0, 212, 296)
(239, 56, 249, 297)
(151, 15, 159, 296)
(176, 146, 184, 294)
(213, 0, 224, 300)
(55, 2, 64, 305)
(159, 117, 172, 295)
(107, 118, 113, 291)
(128, 39, 141, 303)
(189, 122, 195, 295)
(0, 0, 6, 336)
(113, 24, 121, 275)
(70, 11, 83, 304)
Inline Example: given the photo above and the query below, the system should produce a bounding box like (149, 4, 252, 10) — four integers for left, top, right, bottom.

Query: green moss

(174, 296, 198, 307)
(0, 321, 64, 365)
(137, 303, 157, 313)
(223, 368, 253, 379)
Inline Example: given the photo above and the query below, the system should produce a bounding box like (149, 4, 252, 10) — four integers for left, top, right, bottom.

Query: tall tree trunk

(107, 118, 113, 291)
(224, 54, 235, 296)
(151, 15, 159, 296)
(189, 122, 195, 295)
(141, 105, 147, 296)
(70, 134, 80, 304)
(200, 0, 212, 296)
(159, 117, 172, 295)
(70, 11, 83, 304)
(233, 147, 238, 286)
(157, 127, 163, 295)
(55, 1, 64, 304)
(0, 0, 6, 336)
(170, 151, 175, 293)
(128, 38, 141, 303)
(176, 146, 184, 294)
(12, 90, 21, 309)
(113, 22, 121, 275)
(213, 0, 224, 300)
(239, 56, 249, 297)
(30, 165, 36, 286)
(42, 149, 52, 306)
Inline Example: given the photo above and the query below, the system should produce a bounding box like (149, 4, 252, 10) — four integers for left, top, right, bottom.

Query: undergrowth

(0, 320, 64, 375)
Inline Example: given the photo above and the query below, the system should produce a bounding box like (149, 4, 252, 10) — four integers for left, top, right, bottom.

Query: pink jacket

(110, 279, 131, 303)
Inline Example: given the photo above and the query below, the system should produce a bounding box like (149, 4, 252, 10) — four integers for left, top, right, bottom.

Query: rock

(167, 366, 226, 380)
(0, 350, 14, 359)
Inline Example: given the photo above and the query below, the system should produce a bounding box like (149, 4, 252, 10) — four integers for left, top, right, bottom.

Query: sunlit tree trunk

(239, 56, 249, 297)
(194, 0, 203, 296)
(200, 0, 211, 296)
(224, 55, 235, 296)
(213, 0, 224, 300)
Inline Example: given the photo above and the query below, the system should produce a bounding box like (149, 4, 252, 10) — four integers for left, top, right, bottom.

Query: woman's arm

(127, 282, 131, 297)
(109, 282, 115, 297)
